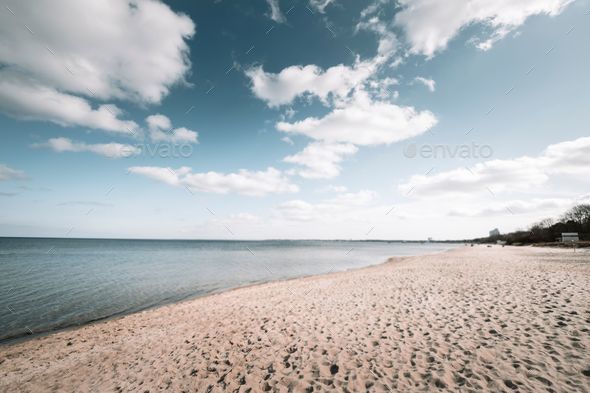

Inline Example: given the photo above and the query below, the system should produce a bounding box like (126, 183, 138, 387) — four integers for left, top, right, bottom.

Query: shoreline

(2, 246, 588, 392)
(0, 245, 457, 346)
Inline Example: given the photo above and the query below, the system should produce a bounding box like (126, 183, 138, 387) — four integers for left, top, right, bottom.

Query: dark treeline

(474, 204, 590, 245)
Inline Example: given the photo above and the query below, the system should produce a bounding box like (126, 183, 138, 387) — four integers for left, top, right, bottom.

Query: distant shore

(1, 246, 589, 392)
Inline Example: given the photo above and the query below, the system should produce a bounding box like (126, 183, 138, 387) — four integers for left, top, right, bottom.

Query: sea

(0, 237, 458, 342)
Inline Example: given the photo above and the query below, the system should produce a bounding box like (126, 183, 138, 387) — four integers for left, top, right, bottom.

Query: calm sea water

(0, 237, 457, 342)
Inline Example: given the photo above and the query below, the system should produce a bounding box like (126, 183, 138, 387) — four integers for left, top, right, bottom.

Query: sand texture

(1, 246, 589, 392)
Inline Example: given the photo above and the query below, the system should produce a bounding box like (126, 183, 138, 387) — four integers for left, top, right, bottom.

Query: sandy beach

(1, 246, 589, 392)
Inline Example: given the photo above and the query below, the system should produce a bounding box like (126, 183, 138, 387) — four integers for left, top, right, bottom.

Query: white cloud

(275, 190, 378, 222)
(149, 127, 197, 144)
(146, 114, 198, 143)
(543, 136, 590, 174)
(0, 0, 194, 131)
(394, 0, 573, 57)
(449, 198, 572, 217)
(266, 0, 285, 23)
(399, 157, 548, 197)
(0, 0, 194, 103)
(0, 164, 27, 181)
(309, 0, 336, 13)
(0, 73, 138, 134)
(145, 114, 172, 131)
(245, 58, 382, 108)
(284, 142, 358, 179)
(414, 76, 436, 92)
(399, 136, 590, 197)
(34, 137, 140, 158)
(129, 166, 299, 196)
(277, 90, 437, 146)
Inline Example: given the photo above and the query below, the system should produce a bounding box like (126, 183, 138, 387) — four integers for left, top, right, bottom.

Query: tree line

(474, 204, 590, 245)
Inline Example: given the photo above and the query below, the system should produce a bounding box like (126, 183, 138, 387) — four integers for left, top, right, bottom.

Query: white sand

(1, 246, 589, 392)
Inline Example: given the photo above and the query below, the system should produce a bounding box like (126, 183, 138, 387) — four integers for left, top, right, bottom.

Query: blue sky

(1, 0, 589, 239)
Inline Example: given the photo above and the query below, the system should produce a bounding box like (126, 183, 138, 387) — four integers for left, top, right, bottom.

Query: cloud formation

(129, 166, 299, 196)
(399, 136, 590, 197)
(394, 0, 573, 56)
(0, 0, 194, 132)
(245, 59, 381, 108)
(284, 142, 358, 179)
(0, 74, 138, 134)
(34, 137, 140, 158)
(146, 114, 198, 143)
(277, 91, 437, 146)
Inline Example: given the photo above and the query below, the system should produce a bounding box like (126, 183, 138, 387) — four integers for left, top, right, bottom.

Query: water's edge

(1, 246, 461, 346)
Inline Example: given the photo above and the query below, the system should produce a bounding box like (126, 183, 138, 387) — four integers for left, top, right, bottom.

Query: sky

(0, 0, 589, 240)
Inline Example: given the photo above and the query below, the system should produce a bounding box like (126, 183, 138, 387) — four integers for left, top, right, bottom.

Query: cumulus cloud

(0, 164, 27, 181)
(414, 76, 436, 92)
(394, 0, 573, 57)
(246, 2, 400, 109)
(33, 137, 140, 158)
(246, 4, 433, 180)
(245, 59, 382, 108)
(0, 0, 194, 132)
(400, 157, 548, 197)
(277, 91, 437, 146)
(266, 0, 285, 23)
(129, 166, 299, 196)
(0, 73, 138, 134)
(284, 142, 358, 179)
(146, 114, 198, 143)
(399, 136, 590, 197)
(0, 0, 194, 103)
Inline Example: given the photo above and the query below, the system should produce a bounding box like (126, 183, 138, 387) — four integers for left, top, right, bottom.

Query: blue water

(0, 237, 457, 342)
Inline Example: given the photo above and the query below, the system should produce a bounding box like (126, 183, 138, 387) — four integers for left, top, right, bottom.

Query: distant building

(489, 228, 500, 237)
(561, 232, 579, 242)
(427, 237, 433, 242)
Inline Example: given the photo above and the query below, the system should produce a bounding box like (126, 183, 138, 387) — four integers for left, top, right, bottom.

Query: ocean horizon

(0, 237, 458, 342)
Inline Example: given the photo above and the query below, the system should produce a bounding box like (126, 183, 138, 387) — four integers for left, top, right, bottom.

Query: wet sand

(1, 246, 589, 392)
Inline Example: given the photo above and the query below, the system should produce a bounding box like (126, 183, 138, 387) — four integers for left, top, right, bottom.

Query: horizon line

(0, 235, 468, 243)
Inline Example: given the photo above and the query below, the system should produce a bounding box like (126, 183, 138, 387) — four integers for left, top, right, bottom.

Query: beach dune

(1, 246, 589, 392)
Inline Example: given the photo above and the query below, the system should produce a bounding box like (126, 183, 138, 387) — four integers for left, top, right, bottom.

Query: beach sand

(1, 246, 589, 392)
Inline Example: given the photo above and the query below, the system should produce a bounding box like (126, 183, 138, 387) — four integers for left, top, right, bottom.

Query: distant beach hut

(561, 232, 579, 242)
